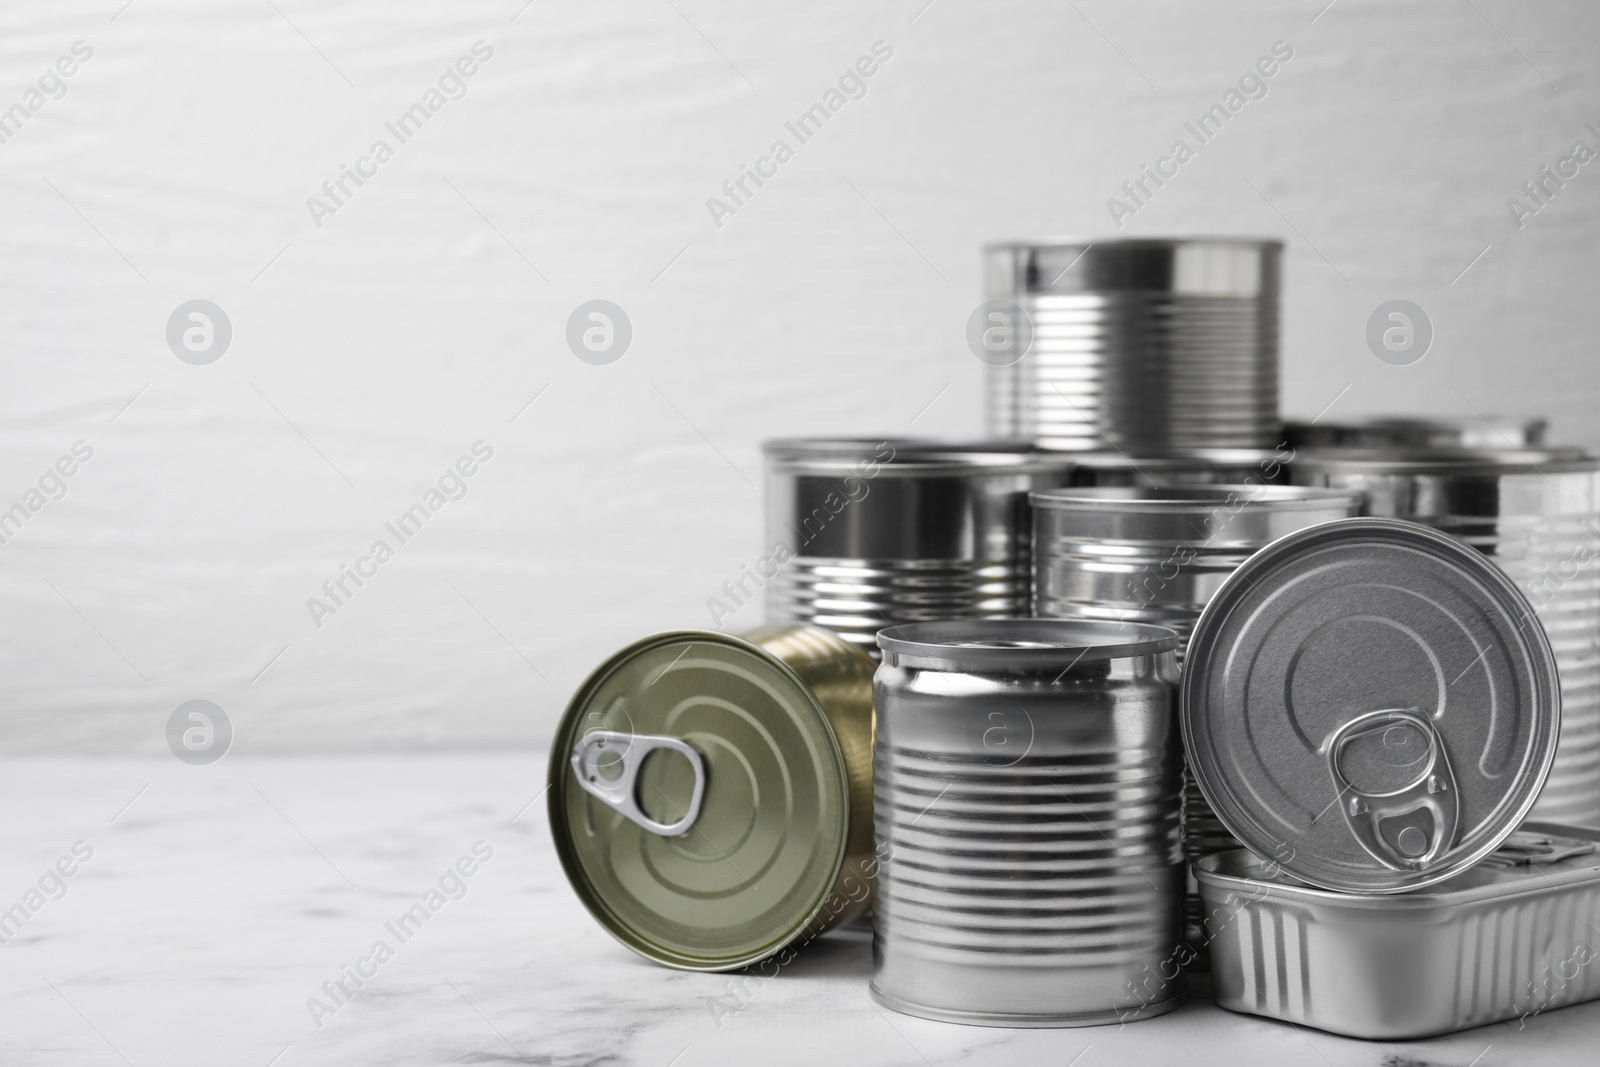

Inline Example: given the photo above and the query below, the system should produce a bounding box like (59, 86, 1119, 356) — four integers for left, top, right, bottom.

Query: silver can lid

(1182, 517, 1560, 893)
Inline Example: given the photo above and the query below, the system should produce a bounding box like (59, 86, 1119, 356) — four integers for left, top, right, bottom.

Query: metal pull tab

(571, 730, 706, 837)
(1326, 709, 1459, 872)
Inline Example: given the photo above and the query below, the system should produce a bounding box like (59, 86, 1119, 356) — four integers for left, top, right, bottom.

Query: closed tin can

(1063, 447, 1295, 487)
(1285, 415, 1548, 451)
(1184, 517, 1562, 894)
(549, 625, 875, 970)
(984, 238, 1282, 451)
(1291, 449, 1600, 825)
(1198, 823, 1600, 1039)
(872, 619, 1185, 1026)
(1031, 484, 1361, 949)
(763, 439, 1074, 659)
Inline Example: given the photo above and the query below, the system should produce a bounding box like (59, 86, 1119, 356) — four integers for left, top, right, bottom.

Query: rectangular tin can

(1197, 823, 1600, 1039)
(871, 619, 1185, 1026)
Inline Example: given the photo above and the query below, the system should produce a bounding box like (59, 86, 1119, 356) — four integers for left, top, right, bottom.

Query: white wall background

(2, 0, 1597, 752)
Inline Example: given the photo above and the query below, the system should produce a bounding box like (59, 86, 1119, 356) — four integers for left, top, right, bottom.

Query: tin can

(1291, 449, 1600, 825)
(1183, 517, 1562, 894)
(1063, 447, 1296, 488)
(762, 439, 1074, 659)
(1285, 415, 1548, 451)
(549, 625, 875, 971)
(872, 619, 1186, 1026)
(1031, 484, 1361, 950)
(984, 238, 1282, 451)
(1198, 823, 1600, 1040)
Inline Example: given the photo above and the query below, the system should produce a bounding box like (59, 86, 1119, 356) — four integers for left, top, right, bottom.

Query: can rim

(1181, 516, 1562, 894)
(547, 628, 851, 970)
(1289, 446, 1595, 475)
(1061, 448, 1288, 467)
(878, 618, 1179, 667)
(981, 236, 1285, 253)
(1030, 485, 1363, 512)
(1284, 415, 1548, 434)
(763, 437, 1074, 475)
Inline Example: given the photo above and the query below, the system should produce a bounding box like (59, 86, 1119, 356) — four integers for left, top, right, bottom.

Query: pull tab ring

(571, 729, 706, 837)
(1326, 708, 1459, 872)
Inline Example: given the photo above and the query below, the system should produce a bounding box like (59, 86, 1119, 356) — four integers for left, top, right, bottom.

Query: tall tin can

(762, 439, 1074, 659)
(872, 619, 1185, 1026)
(983, 238, 1282, 451)
(1290, 448, 1600, 824)
(1030, 485, 1361, 955)
(549, 625, 876, 970)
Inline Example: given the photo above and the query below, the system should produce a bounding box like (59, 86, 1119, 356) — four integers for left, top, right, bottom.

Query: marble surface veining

(1, 754, 1595, 1066)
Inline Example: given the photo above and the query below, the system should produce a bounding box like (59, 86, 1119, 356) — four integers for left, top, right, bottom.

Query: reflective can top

(1182, 517, 1561, 893)
(1284, 416, 1549, 451)
(983, 237, 1282, 296)
(762, 437, 1073, 476)
(878, 618, 1179, 671)
(548, 629, 865, 969)
(1287, 446, 1595, 476)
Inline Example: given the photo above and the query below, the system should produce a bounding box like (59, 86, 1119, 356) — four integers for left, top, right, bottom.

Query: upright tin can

(984, 238, 1282, 451)
(1030, 484, 1361, 951)
(549, 625, 875, 970)
(1063, 447, 1295, 488)
(762, 439, 1074, 659)
(1285, 415, 1548, 451)
(1290, 448, 1600, 824)
(872, 619, 1185, 1026)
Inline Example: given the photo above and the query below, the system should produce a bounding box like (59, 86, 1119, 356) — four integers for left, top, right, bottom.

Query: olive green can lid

(549, 629, 852, 971)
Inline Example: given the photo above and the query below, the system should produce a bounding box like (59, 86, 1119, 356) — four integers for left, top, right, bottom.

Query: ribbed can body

(763, 441, 1073, 659)
(984, 239, 1281, 451)
(1291, 453, 1600, 825)
(1030, 486, 1361, 956)
(871, 623, 1185, 1026)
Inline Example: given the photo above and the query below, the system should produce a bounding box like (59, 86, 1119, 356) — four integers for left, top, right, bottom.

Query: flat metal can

(1197, 823, 1600, 1039)
(548, 625, 875, 970)
(1182, 517, 1561, 893)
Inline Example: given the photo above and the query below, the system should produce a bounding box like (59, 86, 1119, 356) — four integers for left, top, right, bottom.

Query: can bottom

(869, 984, 1186, 1029)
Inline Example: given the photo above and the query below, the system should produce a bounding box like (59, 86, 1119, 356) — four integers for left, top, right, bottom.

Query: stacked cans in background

(549, 234, 1600, 1039)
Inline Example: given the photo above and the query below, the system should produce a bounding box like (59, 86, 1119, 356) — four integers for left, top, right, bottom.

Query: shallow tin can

(984, 238, 1282, 451)
(1285, 415, 1548, 451)
(871, 619, 1186, 1026)
(549, 625, 875, 971)
(1290, 448, 1600, 825)
(762, 438, 1074, 659)
(1183, 517, 1562, 894)
(1031, 485, 1361, 950)
(1062, 447, 1296, 488)
(1198, 823, 1600, 1040)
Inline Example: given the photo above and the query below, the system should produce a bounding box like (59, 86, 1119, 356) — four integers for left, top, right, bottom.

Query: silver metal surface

(1182, 517, 1562, 893)
(1285, 415, 1549, 451)
(763, 439, 1074, 658)
(1063, 447, 1295, 487)
(984, 238, 1282, 451)
(871, 619, 1186, 1026)
(1031, 484, 1360, 948)
(570, 730, 706, 837)
(1198, 823, 1600, 1040)
(1291, 449, 1600, 825)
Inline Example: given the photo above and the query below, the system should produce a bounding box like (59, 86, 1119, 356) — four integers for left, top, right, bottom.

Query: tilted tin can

(1030, 484, 1361, 950)
(762, 439, 1074, 659)
(1063, 447, 1296, 488)
(983, 238, 1282, 451)
(1183, 517, 1562, 894)
(872, 619, 1185, 1026)
(1291, 448, 1600, 825)
(1285, 415, 1548, 451)
(1198, 823, 1600, 1039)
(549, 625, 875, 970)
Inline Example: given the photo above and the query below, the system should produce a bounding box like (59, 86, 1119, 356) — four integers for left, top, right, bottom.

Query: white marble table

(2, 754, 1595, 1066)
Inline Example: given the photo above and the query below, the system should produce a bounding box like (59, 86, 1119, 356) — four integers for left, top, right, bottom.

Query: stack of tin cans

(549, 236, 1600, 1040)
